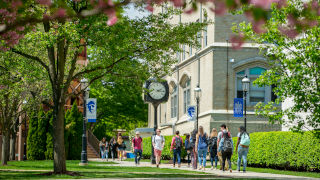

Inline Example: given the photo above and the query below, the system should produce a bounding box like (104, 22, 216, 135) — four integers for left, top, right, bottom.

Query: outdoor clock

(144, 79, 169, 104)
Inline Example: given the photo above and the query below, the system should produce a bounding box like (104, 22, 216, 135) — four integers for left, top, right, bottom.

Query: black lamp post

(80, 78, 90, 165)
(194, 84, 202, 130)
(242, 75, 250, 129)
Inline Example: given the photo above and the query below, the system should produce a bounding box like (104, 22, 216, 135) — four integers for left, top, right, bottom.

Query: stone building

(147, 5, 282, 136)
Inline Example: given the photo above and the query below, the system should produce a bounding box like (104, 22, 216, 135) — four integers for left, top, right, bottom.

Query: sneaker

(219, 167, 222, 170)
(203, 167, 205, 171)
(230, 169, 232, 173)
(173, 164, 175, 168)
(211, 167, 214, 170)
(156, 164, 159, 168)
(238, 170, 240, 172)
(198, 166, 202, 170)
(243, 170, 246, 173)
(178, 164, 181, 168)
(214, 167, 217, 170)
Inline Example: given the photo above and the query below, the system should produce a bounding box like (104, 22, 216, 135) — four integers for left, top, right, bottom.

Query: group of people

(99, 133, 127, 161)
(100, 124, 250, 173)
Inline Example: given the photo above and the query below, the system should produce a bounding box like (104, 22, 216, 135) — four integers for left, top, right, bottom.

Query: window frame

(183, 79, 191, 114)
(171, 85, 178, 118)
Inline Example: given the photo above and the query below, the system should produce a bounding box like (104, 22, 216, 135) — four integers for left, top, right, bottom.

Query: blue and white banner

(187, 105, 196, 121)
(86, 98, 97, 122)
(234, 98, 243, 117)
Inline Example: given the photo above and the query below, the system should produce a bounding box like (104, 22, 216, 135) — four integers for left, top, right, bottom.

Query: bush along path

(90, 158, 320, 180)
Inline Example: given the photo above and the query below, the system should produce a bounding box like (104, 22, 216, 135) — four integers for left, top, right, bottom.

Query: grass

(0, 160, 223, 179)
(203, 164, 320, 178)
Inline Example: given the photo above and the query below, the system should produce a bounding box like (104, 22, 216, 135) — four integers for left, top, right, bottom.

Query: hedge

(232, 131, 320, 171)
(142, 135, 187, 160)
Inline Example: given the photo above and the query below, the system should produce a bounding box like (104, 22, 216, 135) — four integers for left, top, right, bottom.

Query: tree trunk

(52, 101, 67, 173)
(9, 135, 16, 161)
(1, 132, 10, 165)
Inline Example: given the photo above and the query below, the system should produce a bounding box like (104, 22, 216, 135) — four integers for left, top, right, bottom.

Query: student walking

(185, 134, 192, 167)
(218, 131, 234, 173)
(117, 134, 126, 161)
(217, 124, 231, 170)
(132, 131, 143, 166)
(190, 129, 198, 169)
(110, 137, 117, 161)
(208, 128, 218, 170)
(236, 126, 250, 173)
(152, 129, 165, 168)
(99, 137, 108, 161)
(170, 131, 183, 168)
(195, 126, 208, 171)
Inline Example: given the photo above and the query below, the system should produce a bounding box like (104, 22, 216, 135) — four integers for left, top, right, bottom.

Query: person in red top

(170, 131, 183, 168)
(132, 131, 143, 166)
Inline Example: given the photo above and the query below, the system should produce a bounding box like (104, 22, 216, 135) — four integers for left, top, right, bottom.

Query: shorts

(154, 149, 162, 157)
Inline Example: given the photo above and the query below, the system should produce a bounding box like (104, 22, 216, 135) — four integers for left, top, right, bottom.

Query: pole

(244, 91, 247, 129)
(23, 113, 27, 161)
(196, 98, 199, 130)
(80, 91, 88, 165)
(151, 103, 159, 164)
(226, 39, 229, 112)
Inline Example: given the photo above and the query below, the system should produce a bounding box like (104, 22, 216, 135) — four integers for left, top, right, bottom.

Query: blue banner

(234, 98, 243, 117)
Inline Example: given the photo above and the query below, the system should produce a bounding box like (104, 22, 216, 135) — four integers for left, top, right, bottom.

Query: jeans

(198, 148, 207, 167)
(173, 149, 181, 165)
(210, 149, 218, 168)
(100, 147, 107, 159)
(237, 146, 249, 171)
(111, 149, 117, 160)
(134, 149, 142, 164)
(222, 151, 232, 171)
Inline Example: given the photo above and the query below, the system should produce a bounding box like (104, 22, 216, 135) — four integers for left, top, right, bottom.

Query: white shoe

(198, 166, 202, 170)
(211, 167, 214, 170)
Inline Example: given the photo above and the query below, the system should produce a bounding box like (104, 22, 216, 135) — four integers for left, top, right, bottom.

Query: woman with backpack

(236, 126, 250, 173)
(208, 128, 218, 170)
(218, 131, 234, 172)
(184, 134, 191, 167)
(170, 130, 183, 168)
(110, 137, 117, 160)
(195, 126, 208, 171)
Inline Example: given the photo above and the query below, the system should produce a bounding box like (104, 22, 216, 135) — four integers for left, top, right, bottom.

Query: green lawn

(0, 160, 222, 179)
(124, 158, 170, 164)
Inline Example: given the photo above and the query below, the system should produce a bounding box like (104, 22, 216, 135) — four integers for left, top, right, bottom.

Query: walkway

(89, 158, 319, 180)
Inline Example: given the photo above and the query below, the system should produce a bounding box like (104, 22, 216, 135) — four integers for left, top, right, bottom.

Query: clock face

(148, 82, 166, 100)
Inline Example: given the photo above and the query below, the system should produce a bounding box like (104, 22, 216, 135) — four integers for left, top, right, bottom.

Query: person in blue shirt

(184, 134, 191, 167)
(218, 131, 234, 172)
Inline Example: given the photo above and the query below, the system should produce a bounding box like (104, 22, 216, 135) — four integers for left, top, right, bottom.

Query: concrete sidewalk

(89, 158, 319, 180)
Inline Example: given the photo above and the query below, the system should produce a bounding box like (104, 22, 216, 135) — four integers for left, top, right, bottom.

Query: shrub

(142, 135, 187, 160)
(27, 112, 39, 160)
(232, 131, 320, 171)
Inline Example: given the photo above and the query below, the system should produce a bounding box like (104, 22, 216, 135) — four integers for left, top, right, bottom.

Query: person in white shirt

(152, 129, 165, 168)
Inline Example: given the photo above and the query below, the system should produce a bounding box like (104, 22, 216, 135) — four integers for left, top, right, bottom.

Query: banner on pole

(86, 98, 97, 122)
(233, 98, 243, 117)
(187, 105, 196, 121)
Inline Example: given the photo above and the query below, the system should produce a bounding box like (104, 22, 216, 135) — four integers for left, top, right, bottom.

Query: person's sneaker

(203, 167, 205, 171)
(214, 167, 217, 170)
(178, 164, 181, 168)
(173, 164, 175, 168)
(238, 169, 240, 172)
(230, 169, 232, 173)
(156, 164, 159, 168)
(198, 166, 202, 170)
(219, 167, 223, 170)
(211, 167, 214, 170)
(243, 170, 246, 173)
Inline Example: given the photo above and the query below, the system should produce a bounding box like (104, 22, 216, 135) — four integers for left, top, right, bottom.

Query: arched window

(171, 85, 178, 118)
(236, 67, 271, 104)
(183, 79, 191, 114)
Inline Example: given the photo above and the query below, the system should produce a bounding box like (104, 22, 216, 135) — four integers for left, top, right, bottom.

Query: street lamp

(194, 84, 202, 130)
(22, 100, 27, 161)
(80, 78, 90, 165)
(242, 75, 250, 129)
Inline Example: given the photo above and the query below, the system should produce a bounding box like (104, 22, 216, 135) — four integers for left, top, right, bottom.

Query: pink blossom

(11, 0, 22, 8)
(107, 15, 117, 26)
(249, 0, 279, 9)
(98, 0, 107, 8)
(54, 8, 67, 18)
(276, 0, 287, 8)
(230, 33, 245, 50)
(107, 0, 114, 6)
(279, 26, 299, 39)
(287, 14, 296, 26)
(210, 1, 227, 16)
(16, 26, 24, 31)
(171, 0, 184, 7)
(145, 5, 154, 12)
(37, 0, 52, 6)
(252, 19, 266, 34)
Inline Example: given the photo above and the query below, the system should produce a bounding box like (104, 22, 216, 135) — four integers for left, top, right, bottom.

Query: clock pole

(151, 102, 159, 164)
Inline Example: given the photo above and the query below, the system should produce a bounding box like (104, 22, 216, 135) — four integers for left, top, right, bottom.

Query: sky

(123, 3, 150, 19)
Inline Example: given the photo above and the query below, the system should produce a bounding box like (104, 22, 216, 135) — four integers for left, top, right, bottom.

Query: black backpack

(174, 136, 182, 149)
(208, 137, 217, 150)
(222, 133, 233, 153)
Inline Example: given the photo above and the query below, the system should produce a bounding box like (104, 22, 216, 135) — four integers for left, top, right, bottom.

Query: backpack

(198, 133, 208, 149)
(240, 133, 250, 146)
(208, 137, 217, 150)
(222, 133, 233, 152)
(174, 136, 182, 149)
(185, 140, 192, 150)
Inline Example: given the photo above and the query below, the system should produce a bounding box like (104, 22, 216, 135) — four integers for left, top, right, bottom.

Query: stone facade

(148, 4, 282, 136)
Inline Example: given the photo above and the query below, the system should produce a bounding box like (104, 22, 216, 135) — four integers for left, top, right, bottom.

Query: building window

(171, 85, 178, 118)
(182, 44, 186, 60)
(183, 79, 191, 114)
(204, 17, 208, 47)
(236, 67, 270, 105)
